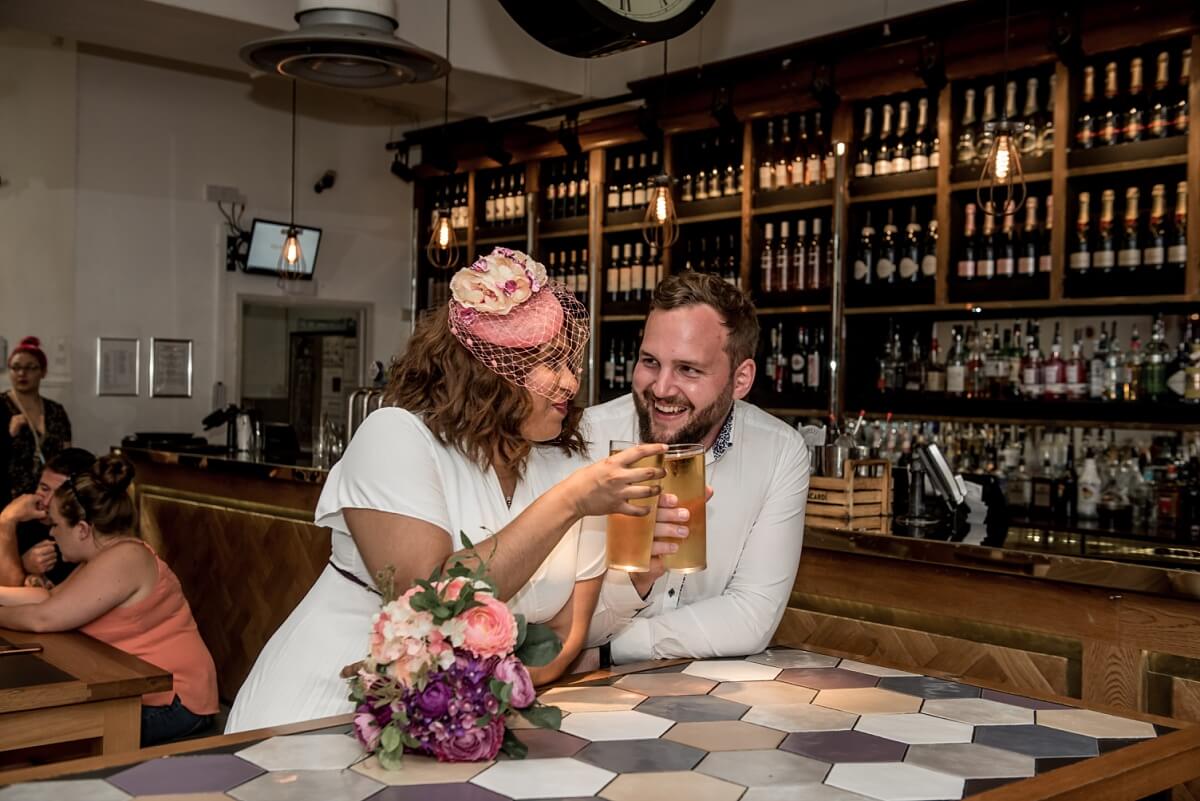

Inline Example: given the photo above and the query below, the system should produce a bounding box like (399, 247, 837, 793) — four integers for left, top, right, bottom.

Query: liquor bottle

(891, 101, 913, 174)
(613, 339, 626, 391)
(790, 327, 807, 388)
(809, 217, 826, 291)
(642, 246, 656, 294)
(876, 208, 898, 284)
(607, 244, 620, 302)
(761, 222, 775, 294)
(1118, 186, 1142, 270)
(1169, 180, 1188, 274)
(977, 84, 998, 161)
(1092, 189, 1116, 272)
(792, 115, 809, 187)
(856, 108, 875, 178)
(1017, 76, 1040, 155)
(562, 162, 577, 218)
(1168, 320, 1192, 399)
(996, 211, 1016, 278)
(604, 339, 617, 390)
(1031, 452, 1055, 519)
(514, 173, 526, 222)
(1125, 57, 1146, 142)
(546, 251, 559, 289)
(484, 178, 497, 224)
(966, 327, 986, 399)
(1089, 321, 1108, 400)
(775, 116, 792, 190)
(1022, 323, 1044, 399)
(1070, 191, 1091, 274)
(1043, 322, 1066, 400)
(547, 165, 562, 219)
(792, 219, 808, 292)
(977, 213, 997, 280)
(1006, 322, 1024, 398)
(1055, 444, 1078, 522)
(900, 205, 922, 283)
(1186, 339, 1200, 404)
(957, 88, 978, 165)
(946, 326, 967, 396)
(630, 242, 646, 303)
(724, 132, 740, 197)
(632, 153, 648, 209)
(1100, 61, 1121, 147)
(986, 325, 1007, 398)
(888, 329, 906, 392)
(925, 332, 946, 394)
(1039, 195, 1054, 273)
(1018, 196, 1040, 276)
(1174, 48, 1191, 136)
(621, 154, 636, 208)
(906, 333, 926, 392)
(854, 211, 877, 286)
(619, 242, 633, 301)
(1078, 451, 1102, 519)
(773, 323, 787, 395)
(1066, 329, 1088, 400)
(1150, 51, 1172, 138)
(1125, 325, 1143, 402)
(1143, 183, 1167, 270)
(1076, 65, 1097, 150)
(776, 220, 792, 294)
(1042, 73, 1056, 154)
(1103, 322, 1123, 401)
(921, 219, 938, 284)
(958, 203, 978, 280)
(1003, 80, 1021, 149)
(875, 104, 895, 176)
(724, 233, 740, 289)
(577, 247, 590, 301)
(1144, 315, 1169, 400)
(912, 97, 932, 171)
(577, 158, 589, 218)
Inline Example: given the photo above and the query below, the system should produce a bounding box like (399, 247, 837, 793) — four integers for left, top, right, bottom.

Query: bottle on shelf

(1066, 329, 1088, 400)
(1103, 321, 1124, 401)
(761, 222, 775, 294)
(921, 218, 938, 284)
(1070, 191, 1092, 274)
(1092, 189, 1116, 272)
(792, 219, 808, 292)
(1100, 61, 1122, 147)
(1144, 183, 1167, 269)
(977, 213, 997, 280)
(1174, 48, 1191, 136)
(773, 323, 787, 395)
(854, 211, 877, 286)
(1125, 57, 1146, 142)
(630, 242, 646, 303)
(1039, 194, 1054, 274)
(1150, 51, 1172, 138)
(900, 206, 922, 283)
(957, 203, 978, 281)
(619, 242, 633, 302)
(1042, 73, 1056, 154)
(775, 117, 793, 190)
(891, 100, 913, 174)
(977, 84, 998, 161)
(876, 209, 898, 284)
(957, 88, 978, 165)
(607, 156, 622, 212)
(810, 217, 828, 291)
(912, 97, 933, 171)
(856, 108, 875, 178)
(1118, 186, 1141, 270)
(796, 115, 812, 187)
(946, 326, 967, 397)
(1125, 325, 1143, 402)
(1089, 321, 1109, 400)
(607, 243, 620, 303)
(1076, 65, 1097, 150)
(926, 329, 946, 394)
(1145, 314, 1169, 400)
(1078, 450, 1102, 520)
(1018, 196, 1040, 276)
(1017, 76, 1040, 155)
(776, 221, 791, 293)
(996, 212, 1016, 279)
(1043, 322, 1066, 400)
(875, 104, 895, 176)
(1022, 322, 1044, 399)
(1169, 180, 1188, 273)
(789, 327, 808, 390)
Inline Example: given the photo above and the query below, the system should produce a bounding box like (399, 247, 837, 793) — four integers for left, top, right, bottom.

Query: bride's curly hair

(383, 306, 586, 477)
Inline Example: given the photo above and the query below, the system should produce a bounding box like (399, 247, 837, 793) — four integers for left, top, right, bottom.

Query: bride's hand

(561, 443, 667, 519)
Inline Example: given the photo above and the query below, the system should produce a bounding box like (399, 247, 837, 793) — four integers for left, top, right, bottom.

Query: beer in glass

(605, 440, 664, 572)
(659, 443, 706, 573)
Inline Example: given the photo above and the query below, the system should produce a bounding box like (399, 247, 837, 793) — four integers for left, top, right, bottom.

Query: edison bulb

(285, 237, 300, 265)
(994, 136, 1011, 180)
(654, 190, 669, 223)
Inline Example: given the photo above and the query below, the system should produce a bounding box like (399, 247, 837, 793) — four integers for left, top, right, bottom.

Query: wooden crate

(807, 460, 891, 531)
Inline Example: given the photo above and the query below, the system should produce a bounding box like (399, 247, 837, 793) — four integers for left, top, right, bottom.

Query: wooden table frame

(1, 649, 1196, 798)
(0, 628, 171, 763)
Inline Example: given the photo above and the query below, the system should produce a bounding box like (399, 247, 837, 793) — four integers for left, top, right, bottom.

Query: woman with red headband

(3, 337, 72, 501)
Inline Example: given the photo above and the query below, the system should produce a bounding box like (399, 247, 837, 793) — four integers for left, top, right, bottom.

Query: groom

(582, 271, 810, 664)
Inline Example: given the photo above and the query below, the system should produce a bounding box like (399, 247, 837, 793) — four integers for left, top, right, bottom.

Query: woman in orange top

(0, 455, 218, 746)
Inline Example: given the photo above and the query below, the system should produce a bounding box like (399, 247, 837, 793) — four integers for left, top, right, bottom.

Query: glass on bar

(606, 440, 665, 572)
(659, 443, 707, 573)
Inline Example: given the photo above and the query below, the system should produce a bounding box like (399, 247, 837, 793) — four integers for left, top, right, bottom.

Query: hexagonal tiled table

(710, 680, 817, 706)
(107, 754, 264, 795)
(746, 649, 841, 670)
(636, 694, 750, 722)
(471, 758, 615, 799)
(0, 781, 131, 801)
(577, 738, 707, 773)
(972, 724, 1101, 758)
(683, 660, 782, 682)
(599, 770, 745, 801)
(905, 742, 1037, 779)
(825, 762, 965, 801)
(877, 676, 981, 700)
(836, 660, 918, 678)
(228, 769, 383, 801)
(1036, 708, 1158, 739)
(854, 713, 974, 744)
(779, 730, 908, 763)
(814, 687, 922, 715)
(743, 702, 860, 733)
(696, 748, 831, 787)
(614, 673, 717, 697)
(663, 720, 787, 752)
(236, 733, 365, 772)
(352, 755, 494, 785)
(537, 685, 647, 713)
(779, 668, 880, 690)
(741, 784, 876, 801)
(559, 710, 674, 741)
(921, 697, 1036, 726)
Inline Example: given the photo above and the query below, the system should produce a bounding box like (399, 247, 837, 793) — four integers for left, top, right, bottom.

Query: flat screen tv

(245, 218, 322, 278)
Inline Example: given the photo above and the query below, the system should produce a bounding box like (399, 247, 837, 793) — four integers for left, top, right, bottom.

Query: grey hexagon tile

(973, 724, 1100, 758)
(108, 754, 264, 795)
(905, 742, 1036, 779)
(742, 702, 859, 733)
(877, 676, 981, 700)
(747, 649, 841, 669)
(921, 697, 1035, 726)
(854, 713, 974, 744)
(742, 785, 875, 801)
(368, 784, 512, 801)
(471, 757, 615, 799)
(0, 781, 130, 801)
(779, 668, 880, 690)
(614, 673, 717, 697)
(710, 680, 817, 706)
(559, 710, 674, 741)
(826, 762, 965, 801)
(235, 733, 365, 771)
(577, 738, 706, 773)
(780, 730, 908, 763)
(979, 689, 1073, 710)
(663, 720, 786, 752)
(837, 660, 918, 678)
(352, 755, 492, 785)
(510, 728, 588, 759)
(537, 685, 646, 713)
(636, 694, 750, 722)
(815, 688, 923, 715)
(696, 749, 830, 787)
(1036, 708, 1157, 739)
(599, 771, 745, 801)
(228, 769, 382, 801)
(683, 660, 782, 682)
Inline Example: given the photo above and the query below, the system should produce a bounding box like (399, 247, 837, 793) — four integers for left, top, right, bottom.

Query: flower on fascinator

(451, 249, 547, 316)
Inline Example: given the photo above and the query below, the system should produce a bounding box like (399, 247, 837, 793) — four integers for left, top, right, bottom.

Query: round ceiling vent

(240, 0, 449, 89)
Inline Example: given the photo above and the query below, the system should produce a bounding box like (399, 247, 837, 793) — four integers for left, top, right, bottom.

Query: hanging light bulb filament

(426, 207, 459, 269)
(993, 135, 1011, 180)
(654, 188, 669, 223)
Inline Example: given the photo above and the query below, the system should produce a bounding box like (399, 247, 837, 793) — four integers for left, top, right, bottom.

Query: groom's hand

(632, 486, 714, 599)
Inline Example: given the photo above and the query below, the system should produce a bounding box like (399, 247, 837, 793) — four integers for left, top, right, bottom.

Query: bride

(227, 249, 668, 732)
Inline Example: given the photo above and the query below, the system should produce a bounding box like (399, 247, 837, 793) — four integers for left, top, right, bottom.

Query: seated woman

(227, 249, 667, 733)
(0, 455, 219, 746)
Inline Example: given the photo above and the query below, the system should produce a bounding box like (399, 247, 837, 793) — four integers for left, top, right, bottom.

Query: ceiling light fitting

(278, 80, 307, 284)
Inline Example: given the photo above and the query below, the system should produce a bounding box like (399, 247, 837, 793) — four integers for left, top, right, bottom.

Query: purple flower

(493, 656, 536, 708)
(353, 704, 382, 751)
(432, 717, 505, 762)
(416, 679, 452, 718)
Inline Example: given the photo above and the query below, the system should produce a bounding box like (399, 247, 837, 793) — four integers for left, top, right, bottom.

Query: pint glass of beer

(659, 443, 706, 573)
(605, 440, 665, 572)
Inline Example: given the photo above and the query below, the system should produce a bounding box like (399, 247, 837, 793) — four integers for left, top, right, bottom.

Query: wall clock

(498, 0, 718, 58)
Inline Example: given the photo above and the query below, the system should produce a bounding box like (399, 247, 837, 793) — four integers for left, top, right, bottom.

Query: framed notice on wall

(150, 338, 193, 398)
(96, 338, 140, 396)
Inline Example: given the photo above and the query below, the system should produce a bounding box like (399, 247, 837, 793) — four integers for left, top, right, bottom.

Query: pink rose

(432, 717, 505, 762)
(494, 656, 536, 708)
(460, 595, 517, 659)
(353, 706, 382, 751)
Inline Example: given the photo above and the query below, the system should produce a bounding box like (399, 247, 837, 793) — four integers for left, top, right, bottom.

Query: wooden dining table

(0, 627, 171, 766)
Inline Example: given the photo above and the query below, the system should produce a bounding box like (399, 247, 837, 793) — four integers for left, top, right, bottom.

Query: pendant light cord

(289, 79, 297, 226)
(442, 0, 451, 132)
(1001, 0, 1010, 122)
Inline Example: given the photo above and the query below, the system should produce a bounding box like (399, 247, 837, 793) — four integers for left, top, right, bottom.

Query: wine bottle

(900, 205, 922, 283)
(912, 97, 932, 171)
(1042, 73, 1056, 155)
(1092, 190, 1115, 272)
(1018, 196, 1039, 276)
(1150, 51, 1172, 138)
(809, 217, 826, 291)
(957, 88, 978, 165)
(921, 219, 938, 284)
(958, 203, 978, 280)
(854, 211, 877, 285)
(946, 326, 967, 396)
(1125, 57, 1146, 142)
(790, 327, 807, 389)
(1066, 329, 1088, 400)
(891, 101, 913, 174)
(875, 104, 895, 176)
(1043, 322, 1066, 400)
(776, 221, 791, 293)
(1144, 183, 1167, 269)
(1018, 76, 1040, 155)
(1169, 180, 1188, 273)
(792, 219, 808, 292)
(621, 154, 635, 208)
(775, 116, 793, 190)
(977, 213, 997, 280)
(1118, 186, 1141, 270)
(761, 222, 775, 294)
(856, 109, 875, 178)
(631, 242, 645, 302)
(577, 158, 589, 217)
(977, 85, 998, 161)
(1100, 61, 1122, 147)
(1089, 322, 1109, 400)
(1174, 48, 1191, 136)
(607, 157, 622, 211)
(817, 112, 835, 185)
(1076, 66, 1097, 150)
(1039, 195, 1054, 274)
(619, 242, 633, 301)
(876, 208, 898, 284)
(997, 211, 1016, 278)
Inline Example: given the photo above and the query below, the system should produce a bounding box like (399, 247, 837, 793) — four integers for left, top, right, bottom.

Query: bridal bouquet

(347, 536, 562, 767)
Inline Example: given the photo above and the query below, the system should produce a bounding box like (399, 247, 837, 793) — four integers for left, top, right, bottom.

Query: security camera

(313, 170, 337, 193)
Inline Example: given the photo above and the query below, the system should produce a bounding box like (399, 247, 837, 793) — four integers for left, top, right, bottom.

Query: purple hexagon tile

(108, 754, 264, 796)
(780, 730, 909, 763)
(510, 728, 588, 759)
(778, 669, 880, 690)
(369, 784, 513, 801)
(0, 781, 130, 801)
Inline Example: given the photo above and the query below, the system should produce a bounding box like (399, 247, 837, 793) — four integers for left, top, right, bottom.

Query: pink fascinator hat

(447, 248, 590, 402)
